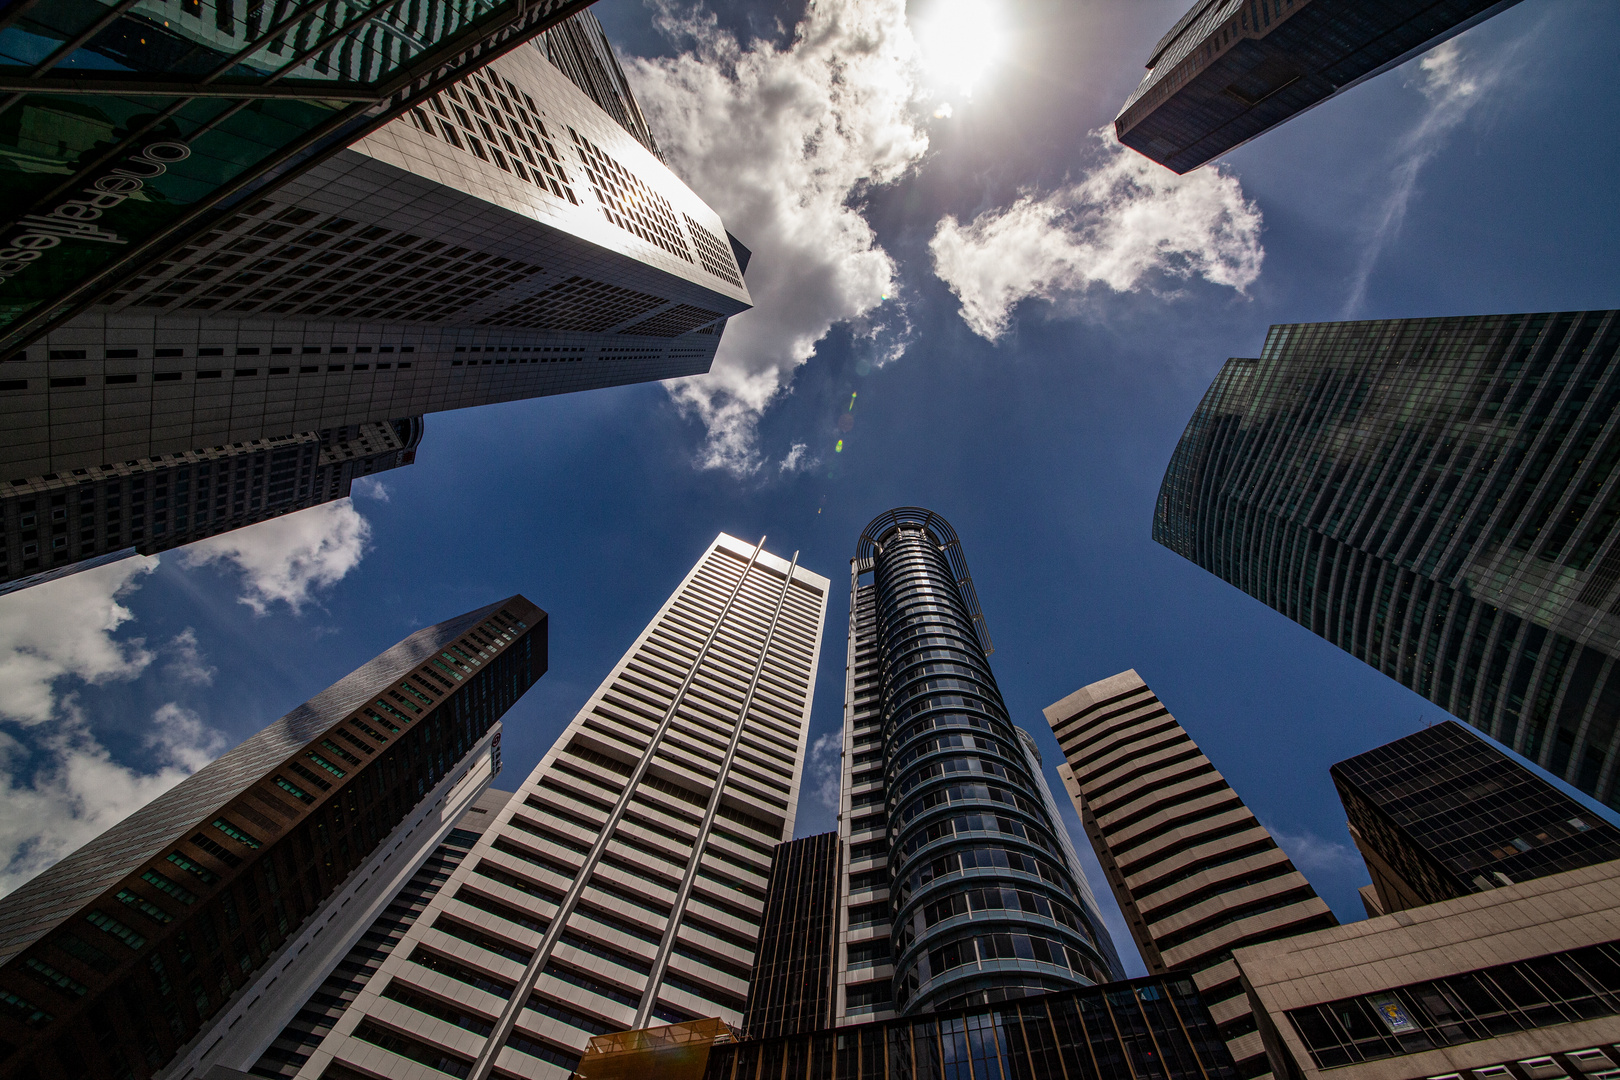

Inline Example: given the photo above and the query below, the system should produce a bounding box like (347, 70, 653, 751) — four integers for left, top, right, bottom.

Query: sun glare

(914, 0, 1011, 100)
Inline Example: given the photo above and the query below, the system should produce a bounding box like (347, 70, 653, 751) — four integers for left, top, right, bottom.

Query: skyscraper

(741, 833, 842, 1039)
(249, 786, 516, 1079)
(1115, 0, 1526, 174)
(0, 0, 592, 350)
(835, 508, 1118, 1023)
(0, 417, 418, 595)
(275, 533, 829, 1080)
(0, 597, 544, 1080)
(1156, 311, 1620, 807)
(1, 20, 751, 594)
(1332, 720, 1620, 916)
(1046, 669, 1337, 1080)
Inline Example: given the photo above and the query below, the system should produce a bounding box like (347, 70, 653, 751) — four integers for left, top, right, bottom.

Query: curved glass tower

(851, 508, 1114, 1015)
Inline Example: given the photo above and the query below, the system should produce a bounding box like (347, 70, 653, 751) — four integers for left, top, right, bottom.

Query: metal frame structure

(0, 0, 597, 354)
(857, 506, 994, 656)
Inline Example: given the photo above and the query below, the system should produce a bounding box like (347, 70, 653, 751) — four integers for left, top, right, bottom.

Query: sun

(913, 0, 1012, 100)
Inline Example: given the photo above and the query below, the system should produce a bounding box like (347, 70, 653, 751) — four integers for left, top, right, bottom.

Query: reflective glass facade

(1332, 720, 1620, 911)
(744, 833, 842, 1039)
(856, 508, 1115, 1016)
(0, 0, 590, 348)
(1156, 312, 1620, 809)
(0, 598, 543, 1080)
(1116, 0, 1524, 174)
(706, 974, 1238, 1080)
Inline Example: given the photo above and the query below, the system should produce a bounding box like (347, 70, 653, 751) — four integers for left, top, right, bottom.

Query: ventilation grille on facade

(620, 303, 724, 338)
(408, 66, 580, 204)
(104, 202, 543, 322)
(570, 128, 693, 264)
(480, 275, 667, 331)
(683, 214, 742, 287)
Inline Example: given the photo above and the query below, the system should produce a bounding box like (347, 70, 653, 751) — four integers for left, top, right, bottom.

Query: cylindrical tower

(858, 508, 1113, 1014)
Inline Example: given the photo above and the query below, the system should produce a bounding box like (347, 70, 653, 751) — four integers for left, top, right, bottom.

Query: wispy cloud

(352, 476, 391, 503)
(163, 628, 216, 686)
(808, 730, 841, 811)
(778, 442, 816, 474)
(1266, 822, 1365, 879)
(181, 500, 371, 615)
(626, 0, 929, 475)
(931, 129, 1263, 341)
(1340, 35, 1521, 315)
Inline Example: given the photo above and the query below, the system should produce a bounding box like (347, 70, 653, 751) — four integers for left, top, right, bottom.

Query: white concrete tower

(278, 533, 829, 1080)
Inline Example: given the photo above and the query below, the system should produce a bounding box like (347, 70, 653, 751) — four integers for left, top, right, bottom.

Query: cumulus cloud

(930, 129, 1263, 341)
(181, 500, 371, 615)
(0, 703, 225, 895)
(1341, 38, 1508, 315)
(808, 730, 841, 811)
(627, 0, 929, 474)
(0, 557, 158, 725)
(0, 563, 226, 894)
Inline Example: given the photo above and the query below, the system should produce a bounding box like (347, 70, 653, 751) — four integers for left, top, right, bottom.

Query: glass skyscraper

(836, 508, 1118, 1022)
(1156, 311, 1620, 809)
(0, 597, 544, 1080)
(1115, 0, 1525, 174)
(1332, 720, 1620, 914)
(0, 0, 591, 349)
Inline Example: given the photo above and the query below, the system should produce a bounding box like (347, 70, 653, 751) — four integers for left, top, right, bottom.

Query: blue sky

(1, 0, 1617, 977)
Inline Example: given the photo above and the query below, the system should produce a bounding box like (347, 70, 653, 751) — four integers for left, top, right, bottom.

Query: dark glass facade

(0, 598, 544, 1080)
(744, 832, 841, 1039)
(1156, 312, 1620, 809)
(0, 0, 592, 349)
(1115, 0, 1525, 174)
(0, 417, 421, 594)
(859, 508, 1114, 1015)
(707, 975, 1238, 1080)
(1333, 720, 1620, 910)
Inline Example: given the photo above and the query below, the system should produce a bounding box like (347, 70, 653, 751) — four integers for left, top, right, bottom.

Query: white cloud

(352, 476, 391, 502)
(778, 442, 815, 474)
(0, 557, 158, 725)
(1341, 38, 1504, 314)
(626, 0, 929, 474)
(930, 129, 1264, 341)
(163, 627, 215, 686)
(0, 702, 225, 896)
(0, 565, 227, 895)
(808, 730, 841, 811)
(181, 499, 371, 615)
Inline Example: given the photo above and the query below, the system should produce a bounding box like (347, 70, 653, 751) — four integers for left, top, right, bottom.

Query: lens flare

(835, 440, 844, 453)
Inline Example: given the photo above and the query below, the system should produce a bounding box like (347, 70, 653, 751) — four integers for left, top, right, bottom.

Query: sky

(1, 0, 1618, 978)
